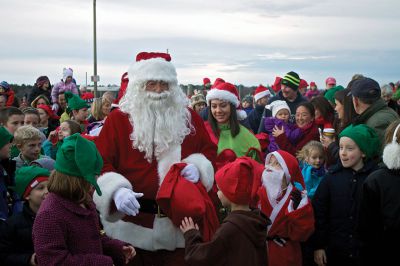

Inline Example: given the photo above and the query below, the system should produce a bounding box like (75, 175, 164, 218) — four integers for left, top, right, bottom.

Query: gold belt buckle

(157, 205, 167, 218)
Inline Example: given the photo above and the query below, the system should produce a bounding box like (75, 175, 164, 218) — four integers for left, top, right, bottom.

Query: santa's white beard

(262, 165, 285, 201)
(119, 82, 193, 162)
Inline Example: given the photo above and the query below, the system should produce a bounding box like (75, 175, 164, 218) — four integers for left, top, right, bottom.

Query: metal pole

(93, 0, 98, 97)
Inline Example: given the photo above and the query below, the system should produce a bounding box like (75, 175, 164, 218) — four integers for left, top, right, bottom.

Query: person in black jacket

(28, 76, 51, 105)
(311, 124, 380, 266)
(244, 84, 271, 133)
(0, 166, 50, 266)
(357, 120, 400, 266)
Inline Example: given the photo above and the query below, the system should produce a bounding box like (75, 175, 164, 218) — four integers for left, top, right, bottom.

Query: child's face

(73, 108, 88, 122)
(217, 189, 230, 208)
(18, 139, 42, 162)
(275, 109, 290, 122)
(24, 114, 40, 128)
(36, 98, 48, 106)
(26, 180, 48, 213)
(339, 137, 365, 171)
(306, 148, 324, 169)
(58, 122, 71, 140)
(0, 143, 11, 159)
(5, 114, 24, 134)
(268, 155, 283, 170)
(37, 108, 49, 124)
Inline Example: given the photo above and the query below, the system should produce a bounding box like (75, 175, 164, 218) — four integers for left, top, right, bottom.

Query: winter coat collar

(353, 98, 387, 124)
(328, 159, 377, 175)
(49, 193, 96, 216)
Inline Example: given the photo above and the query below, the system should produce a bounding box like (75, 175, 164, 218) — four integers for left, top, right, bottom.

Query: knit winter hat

(0, 81, 10, 92)
(281, 71, 301, 91)
(35, 76, 50, 88)
(14, 166, 50, 198)
(254, 84, 271, 102)
(215, 157, 255, 205)
(0, 126, 13, 149)
(65, 91, 89, 112)
(62, 67, 73, 80)
(266, 100, 291, 118)
(265, 150, 305, 187)
(190, 93, 206, 108)
(339, 124, 380, 159)
(55, 133, 103, 196)
(30, 157, 56, 171)
(324, 85, 345, 104)
(206, 82, 247, 120)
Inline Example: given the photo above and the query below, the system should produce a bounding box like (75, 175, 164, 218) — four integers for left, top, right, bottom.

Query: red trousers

(128, 247, 187, 266)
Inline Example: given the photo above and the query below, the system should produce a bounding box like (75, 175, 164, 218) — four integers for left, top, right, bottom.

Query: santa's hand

(113, 187, 144, 216)
(181, 164, 200, 183)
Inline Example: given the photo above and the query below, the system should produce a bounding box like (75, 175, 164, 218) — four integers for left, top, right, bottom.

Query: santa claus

(93, 52, 217, 265)
(258, 150, 314, 266)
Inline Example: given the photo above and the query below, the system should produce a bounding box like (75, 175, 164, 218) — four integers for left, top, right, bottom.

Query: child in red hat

(180, 157, 269, 266)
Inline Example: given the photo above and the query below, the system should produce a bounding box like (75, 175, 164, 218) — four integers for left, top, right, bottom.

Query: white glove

(181, 164, 200, 183)
(51, 103, 59, 111)
(113, 187, 144, 216)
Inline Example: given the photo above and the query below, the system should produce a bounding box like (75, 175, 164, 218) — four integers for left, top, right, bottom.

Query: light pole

(93, 0, 98, 97)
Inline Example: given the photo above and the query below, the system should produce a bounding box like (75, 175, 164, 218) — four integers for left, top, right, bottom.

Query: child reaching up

(264, 100, 302, 152)
(180, 157, 270, 266)
(33, 133, 135, 266)
(296, 141, 326, 199)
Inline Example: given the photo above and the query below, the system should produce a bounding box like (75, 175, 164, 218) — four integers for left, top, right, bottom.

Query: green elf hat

(324, 85, 345, 105)
(14, 166, 50, 198)
(339, 124, 380, 159)
(55, 133, 103, 196)
(0, 126, 13, 149)
(65, 91, 90, 113)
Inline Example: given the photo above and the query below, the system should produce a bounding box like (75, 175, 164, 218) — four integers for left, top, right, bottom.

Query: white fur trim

(157, 144, 182, 186)
(254, 90, 270, 103)
(383, 143, 400, 169)
(182, 153, 214, 191)
(93, 172, 132, 222)
(236, 109, 247, 121)
(128, 58, 177, 86)
(206, 88, 239, 107)
(100, 215, 184, 251)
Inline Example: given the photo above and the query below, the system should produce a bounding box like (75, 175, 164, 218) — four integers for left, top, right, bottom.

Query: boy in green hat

(0, 126, 19, 221)
(0, 165, 50, 265)
(312, 124, 380, 266)
(62, 92, 89, 132)
(33, 133, 136, 265)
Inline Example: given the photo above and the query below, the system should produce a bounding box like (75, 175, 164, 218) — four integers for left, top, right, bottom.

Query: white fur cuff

(182, 153, 214, 191)
(93, 172, 132, 222)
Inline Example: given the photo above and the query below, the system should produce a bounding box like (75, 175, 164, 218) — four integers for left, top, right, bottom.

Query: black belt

(137, 198, 167, 217)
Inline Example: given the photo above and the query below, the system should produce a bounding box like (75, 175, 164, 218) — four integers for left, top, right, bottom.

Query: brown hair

(207, 102, 240, 138)
(47, 171, 92, 205)
(384, 120, 400, 146)
(0, 106, 24, 125)
(63, 120, 82, 135)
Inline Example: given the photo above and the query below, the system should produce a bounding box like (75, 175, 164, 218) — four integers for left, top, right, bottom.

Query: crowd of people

(0, 52, 399, 266)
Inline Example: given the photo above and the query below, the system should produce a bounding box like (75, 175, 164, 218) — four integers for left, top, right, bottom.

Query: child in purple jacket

(51, 68, 79, 112)
(32, 134, 136, 266)
(264, 100, 302, 152)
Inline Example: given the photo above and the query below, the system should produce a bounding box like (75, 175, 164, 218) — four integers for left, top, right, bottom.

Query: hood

(224, 209, 269, 247)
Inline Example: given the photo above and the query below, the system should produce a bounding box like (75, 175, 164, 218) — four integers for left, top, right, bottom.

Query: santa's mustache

(145, 91, 171, 100)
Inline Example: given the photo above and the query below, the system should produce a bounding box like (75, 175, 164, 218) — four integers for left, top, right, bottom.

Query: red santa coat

(258, 184, 314, 266)
(93, 108, 217, 251)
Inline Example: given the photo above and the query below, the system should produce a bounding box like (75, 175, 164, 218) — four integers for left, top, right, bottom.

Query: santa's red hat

(299, 79, 309, 89)
(215, 157, 257, 205)
(253, 84, 271, 102)
(128, 52, 177, 86)
(206, 82, 247, 120)
(265, 150, 305, 187)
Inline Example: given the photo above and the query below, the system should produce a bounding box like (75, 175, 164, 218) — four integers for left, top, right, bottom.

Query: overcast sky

(1, 0, 399, 88)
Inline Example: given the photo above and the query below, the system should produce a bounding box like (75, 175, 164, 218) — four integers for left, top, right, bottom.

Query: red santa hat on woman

(253, 84, 271, 103)
(206, 82, 247, 120)
(265, 150, 305, 188)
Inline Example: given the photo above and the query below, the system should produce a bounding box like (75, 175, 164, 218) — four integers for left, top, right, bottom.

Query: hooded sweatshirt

(183, 209, 270, 266)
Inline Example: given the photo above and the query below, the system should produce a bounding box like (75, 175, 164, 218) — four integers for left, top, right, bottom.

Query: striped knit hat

(281, 71, 301, 91)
